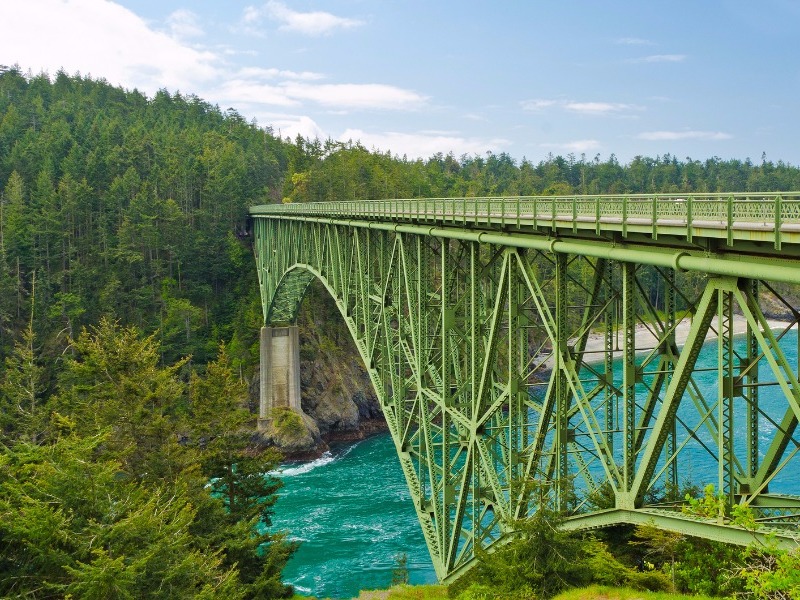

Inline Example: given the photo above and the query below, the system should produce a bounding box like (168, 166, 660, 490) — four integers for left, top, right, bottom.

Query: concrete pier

(259, 325, 302, 425)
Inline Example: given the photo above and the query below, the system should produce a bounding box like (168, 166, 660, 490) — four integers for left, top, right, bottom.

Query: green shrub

(271, 407, 305, 436)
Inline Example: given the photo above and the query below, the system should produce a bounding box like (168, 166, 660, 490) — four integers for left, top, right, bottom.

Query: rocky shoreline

(275, 417, 389, 462)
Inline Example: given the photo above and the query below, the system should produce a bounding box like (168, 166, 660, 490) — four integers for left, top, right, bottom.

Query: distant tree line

(282, 138, 800, 203)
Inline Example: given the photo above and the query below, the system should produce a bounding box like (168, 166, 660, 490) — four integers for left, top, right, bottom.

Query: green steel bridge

(250, 193, 800, 581)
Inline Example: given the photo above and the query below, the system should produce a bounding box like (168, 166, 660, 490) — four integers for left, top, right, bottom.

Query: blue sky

(2, 0, 799, 164)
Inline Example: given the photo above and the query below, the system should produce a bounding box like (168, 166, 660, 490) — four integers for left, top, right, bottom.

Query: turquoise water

(271, 435, 437, 599)
(271, 328, 799, 598)
(654, 328, 799, 493)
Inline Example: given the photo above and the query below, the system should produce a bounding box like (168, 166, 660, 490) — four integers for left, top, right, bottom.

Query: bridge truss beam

(252, 212, 800, 581)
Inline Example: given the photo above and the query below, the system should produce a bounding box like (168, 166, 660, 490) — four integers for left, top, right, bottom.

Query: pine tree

(0, 322, 42, 442)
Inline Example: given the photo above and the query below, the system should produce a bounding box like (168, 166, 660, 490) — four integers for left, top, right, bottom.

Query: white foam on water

(272, 451, 335, 477)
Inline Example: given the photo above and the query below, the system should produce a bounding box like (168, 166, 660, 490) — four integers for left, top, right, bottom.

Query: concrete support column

(259, 325, 302, 429)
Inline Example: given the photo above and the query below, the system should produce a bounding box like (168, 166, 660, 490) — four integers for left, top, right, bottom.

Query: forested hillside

(0, 67, 291, 379)
(0, 68, 299, 598)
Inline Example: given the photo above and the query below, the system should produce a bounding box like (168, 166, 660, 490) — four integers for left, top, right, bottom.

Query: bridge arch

(268, 261, 386, 387)
(266, 266, 315, 325)
(252, 195, 800, 581)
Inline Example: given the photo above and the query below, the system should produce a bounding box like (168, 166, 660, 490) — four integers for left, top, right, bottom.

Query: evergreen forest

(2, 66, 800, 598)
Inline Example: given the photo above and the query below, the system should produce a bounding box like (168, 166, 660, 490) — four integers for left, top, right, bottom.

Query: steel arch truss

(253, 217, 800, 581)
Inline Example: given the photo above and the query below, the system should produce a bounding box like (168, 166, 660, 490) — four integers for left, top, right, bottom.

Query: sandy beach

(564, 314, 796, 367)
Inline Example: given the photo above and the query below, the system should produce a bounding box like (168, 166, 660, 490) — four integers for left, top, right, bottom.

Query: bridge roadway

(250, 193, 800, 581)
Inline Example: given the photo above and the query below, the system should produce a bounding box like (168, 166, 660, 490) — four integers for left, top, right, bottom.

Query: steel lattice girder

(251, 204, 800, 581)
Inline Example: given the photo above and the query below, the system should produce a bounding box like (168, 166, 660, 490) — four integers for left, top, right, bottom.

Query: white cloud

(243, 5, 262, 24)
(166, 9, 204, 40)
(463, 113, 489, 122)
(521, 99, 558, 111)
(565, 102, 641, 115)
(212, 78, 427, 112)
(339, 129, 510, 160)
(282, 82, 426, 110)
(0, 0, 220, 95)
(628, 54, 687, 63)
(213, 79, 299, 107)
(522, 99, 641, 116)
(258, 114, 328, 140)
(242, 1, 364, 36)
(540, 140, 602, 153)
(616, 37, 653, 45)
(0, 0, 424, 117)
(638, 130, 732, 141)
(235, 67, 325, 81)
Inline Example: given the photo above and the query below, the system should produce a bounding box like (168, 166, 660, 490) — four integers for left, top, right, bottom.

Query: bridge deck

(251, 192, 800, 249)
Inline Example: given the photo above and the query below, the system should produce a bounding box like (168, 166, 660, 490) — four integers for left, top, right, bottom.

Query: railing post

(727, 195, 734, 246)
(595, 197, 601, 235)
(572, 196, 577, 233)
(622, 195, 628, 237)
(652, 195, 658, 240)
(775, 195, 783, 251)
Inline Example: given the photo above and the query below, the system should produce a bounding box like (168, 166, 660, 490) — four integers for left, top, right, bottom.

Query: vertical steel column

(469, 243, 477, 427)
(604, 260, 615, 454)
(439, 237, 451, 566)
(718, 283, 735, 514)
(555, 252, 569, 511)
(508, 253, 521, 485)
(622, 262, 637, 498)
(745, 279, 760, 485)
(665, 268, 678, 494)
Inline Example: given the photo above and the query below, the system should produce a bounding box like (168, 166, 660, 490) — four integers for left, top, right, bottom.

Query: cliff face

(298, 284, 385, 443)
(257, 282, 385, 458)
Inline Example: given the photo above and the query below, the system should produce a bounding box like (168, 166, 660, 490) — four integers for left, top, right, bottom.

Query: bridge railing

(251, 192, 800, 247)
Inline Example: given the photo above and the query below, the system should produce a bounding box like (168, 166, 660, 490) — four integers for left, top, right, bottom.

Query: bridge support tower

(258, 325, 302, 429)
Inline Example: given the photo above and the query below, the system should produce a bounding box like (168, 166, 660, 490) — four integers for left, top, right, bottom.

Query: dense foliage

(0, 67, 290, 379)
(450, 510, 671, 600)
(0, 319, 294, 598)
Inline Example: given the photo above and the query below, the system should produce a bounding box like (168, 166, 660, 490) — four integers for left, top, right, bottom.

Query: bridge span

(250, 193, 800, 581)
